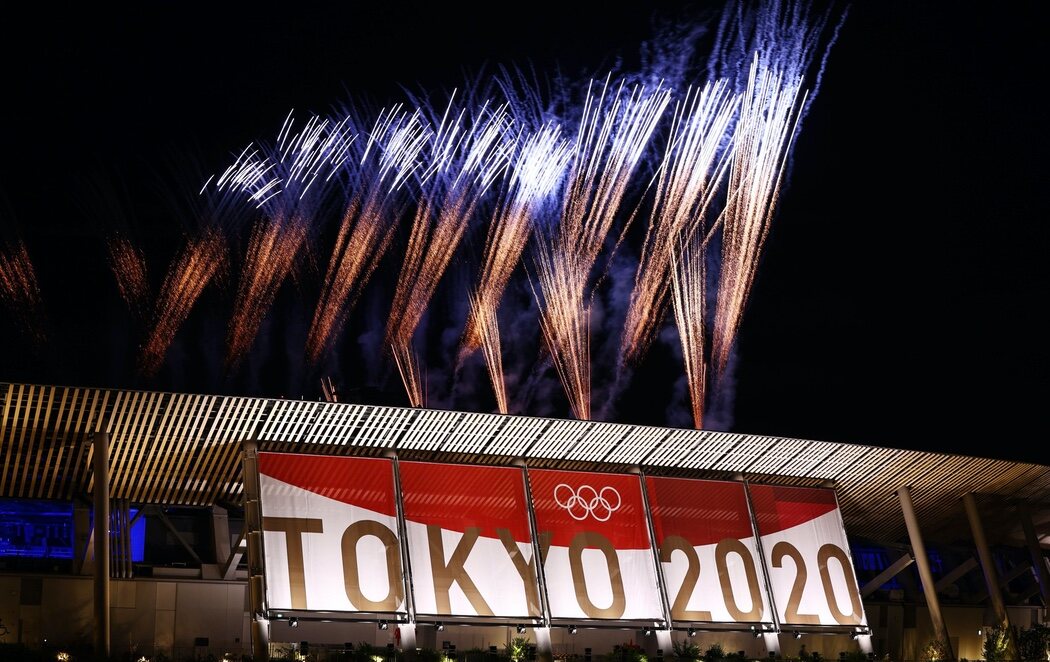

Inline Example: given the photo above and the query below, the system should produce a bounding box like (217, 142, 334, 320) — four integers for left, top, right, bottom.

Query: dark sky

(1, 2, 1045, 463)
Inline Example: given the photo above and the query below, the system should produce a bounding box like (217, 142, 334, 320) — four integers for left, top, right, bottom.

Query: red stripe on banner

(646, 477, 755, 546)
(398, 462, 533, 542)
(747, 484, 839, 535)
(258, 452, 397, 516)
(528, 469, 652, 550)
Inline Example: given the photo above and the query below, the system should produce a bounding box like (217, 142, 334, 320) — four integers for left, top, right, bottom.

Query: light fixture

(643, 627, 653, 637)
(568, 625, 578, 635)
(379, 620, 389, 630)
(977, 629, 983, 636)
(793, 631, 802, 640)
(687, 628, 696, 638)
(516, 625, 527, 634)
(436, 622, 445, 631)
(290, 617, 299, 628)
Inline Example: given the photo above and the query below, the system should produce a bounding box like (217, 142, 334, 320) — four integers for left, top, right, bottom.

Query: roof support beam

(860, 553, 914, 598)
(934, 556, 978, 593)
(897, 485, 953, 660)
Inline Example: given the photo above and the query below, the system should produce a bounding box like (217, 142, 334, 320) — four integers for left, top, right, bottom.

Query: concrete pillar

(534, 626, 553, 662)
(856, 634, 873, 656)
(93, 426, 111, 658)
(762, 631, 781, 656)
(963, 493, 1017, 658)
(896, 486, 953, 660)
(399, 623, 417, 656)
(1017, 503, 1050, 605)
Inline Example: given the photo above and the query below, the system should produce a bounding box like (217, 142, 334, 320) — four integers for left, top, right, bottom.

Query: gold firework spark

(140, 229, 226, 376)
(621, 80, 738, 366)
(305, 106, 431, 366)
(226, 217, 308, 370)
(218, 111, 354, 370)
(535, 79, 670, 420)
(0, 240, 46, 346)
(467, 291, 508, 414)
(463, 124, 571, 413)
(106, 235, 150, 316)
(387, 103, 511, 407)
(670, 232, 707, 429)
(711, 56, 806, 378)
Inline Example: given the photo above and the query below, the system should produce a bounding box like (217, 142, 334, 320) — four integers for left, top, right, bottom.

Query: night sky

(1, 2, 1045, 463)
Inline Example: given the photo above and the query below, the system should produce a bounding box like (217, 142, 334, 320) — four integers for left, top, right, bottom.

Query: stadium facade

(0, 382, 1047, 661)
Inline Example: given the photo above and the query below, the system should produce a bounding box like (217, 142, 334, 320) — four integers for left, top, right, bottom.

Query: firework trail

(670, 232, 708, 429)
(304, 105, 431, 367)
(0, 240, 46, 346)
(387, 101, 512, 407)
(105, 235, 150, 317)
(710, 56, 806, 378)
(620, 80, 738, 367)
(461, 123, 571, 413)
(534, 79, 670, 419)
(219, 111, 354, 371)
(138, 228, 227, 376)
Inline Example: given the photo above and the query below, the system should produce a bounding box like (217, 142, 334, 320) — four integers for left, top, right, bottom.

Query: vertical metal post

(390, 453, 417, 659)
(244, 433, 270, 661)
(93, 425, 111, 658)
(896, 486, 953, 660)
(520, 462, 554, 662)
(634, 469, 674, 657)
(1017, 502, 1050, 606)
(963, 494, 1016, 659)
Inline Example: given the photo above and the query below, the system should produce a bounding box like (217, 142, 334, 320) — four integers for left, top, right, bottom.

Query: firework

(670, 232, 707, 429)
(139, 229, 227, 376)
(105, 235, 151, 317)
(462, 123, 571, 412)
(305, 106, 431, 367)
(710, 56, 806, 378)
(221, 111, 354, 370)
(534, 79, 670, 419)
(386, 101, 512, 406)
(620, 80, 738, 367)
(0, 240, 46, 346)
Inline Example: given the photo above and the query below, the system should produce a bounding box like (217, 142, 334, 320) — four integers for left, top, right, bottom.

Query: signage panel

(399, 461, 541, 618)
(646, 477, 771, 624)
(748, 484, 867, 627)
(527, 469, 663, 621)
(258, 452, 406, 613)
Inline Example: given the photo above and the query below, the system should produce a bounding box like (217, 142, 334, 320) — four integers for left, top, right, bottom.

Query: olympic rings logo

(553, 483, 621, 522)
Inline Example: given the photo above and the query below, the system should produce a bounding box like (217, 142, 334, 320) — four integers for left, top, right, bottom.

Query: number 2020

(661, 538, 863, 625)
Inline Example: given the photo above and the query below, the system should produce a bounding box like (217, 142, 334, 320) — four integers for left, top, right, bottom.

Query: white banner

(258, 453, 406, 614)
(748, 484, 867, 628)
(528, 469, 663, 621)
(399, 461, 541, 618)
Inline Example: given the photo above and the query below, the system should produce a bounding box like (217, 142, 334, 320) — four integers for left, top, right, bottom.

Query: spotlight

(850, 633, 858, 640)
(379, 620, 389, 630)
(643, 627, 653, 637)
(290, 617, 299, 628)
(793, 631, 802, 640)
(687, 629, 696, 638)
(517, 625, 527, 635)
(977, 629, 983, 637)
(568, 625, 578, 635)
(436, 622, 445, 632)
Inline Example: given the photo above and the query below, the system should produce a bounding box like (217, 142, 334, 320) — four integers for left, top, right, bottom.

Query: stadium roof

(2, 381, 1048, 549)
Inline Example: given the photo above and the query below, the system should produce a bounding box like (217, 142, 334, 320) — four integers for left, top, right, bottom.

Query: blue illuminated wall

(0, 500, 144, 561)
